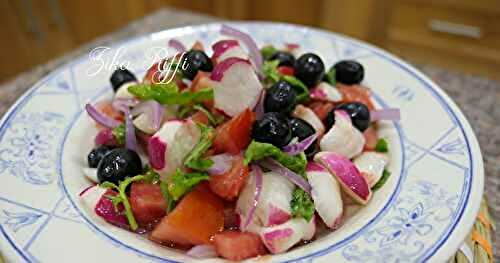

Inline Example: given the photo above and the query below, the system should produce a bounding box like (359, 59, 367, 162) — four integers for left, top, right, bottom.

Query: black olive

(269, 51, 296, 67)
(264, 81, 297, 114)
(335, 102, 371, 132)
(289, 117, 318, 158)
(325, 110, 336, 130)
(87, 145, 115, 168)
(252, 112, 292, 148)
(181, 50, 213, 80)
(333, 60, 364, 85)
(97, 148, 142, 185)
(294, 53, 325, 87)
(110, 68, 137, 92)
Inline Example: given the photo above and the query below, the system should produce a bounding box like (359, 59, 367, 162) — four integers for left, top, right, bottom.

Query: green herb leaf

(112, 124, 125, 145)
(168, 169, 209, 201)
(128, 83, 213, 105)
(142, 166, 160, 184)
(160, 181, 176, 213)
(175, 88, 214, 105)
(184, 124, 215, 171)
(282, 75, 310, 103)
(291, 188, 315, 221)
(375, 138, 389, 153)
(105, 194, 124, 213)
(371, 169, 391, 191)
(193, 104, 224, 126)
(261, 45, 278, 60)
(325, 67, 336, 86)
(100, 181, 119, 191)
(262, 60, 281, 83)
(244, 140, 307, 175)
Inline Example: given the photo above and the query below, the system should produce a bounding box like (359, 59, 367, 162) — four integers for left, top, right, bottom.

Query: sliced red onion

(207, 154, 234, 175)
(85, 103, 121, 128)
(168, 39, 186, 53)
(285, 43, 300, 50)
(186, 245, 217, 259)
(370, 108, 401, 122)
(259, 159, 312, 195)
(124, 108, 138, 152)
(95, 128, 118, 146)
(78, 184, 96, 196)
(112, 98, 139, 112)
(212, 39, 240, 61)
(242, 165, 263, 231)
(283, 134, 318, 156)
(221, 25, 263, 72)
(210, 57, 250, 81)
(254, 90, 266, 120)
(131, 100, 165, 131)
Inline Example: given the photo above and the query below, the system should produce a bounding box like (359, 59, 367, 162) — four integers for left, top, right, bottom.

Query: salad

(80, 25, 400, 261)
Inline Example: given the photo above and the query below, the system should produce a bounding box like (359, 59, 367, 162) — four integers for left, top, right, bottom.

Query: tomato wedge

(308, 101, 335, 122)
(337, 84, 375, 110)
(213, 231, 267, 261)
(363, 125, 378, 151)
(130, 182, 167, 227)
(209, 155, 249, 201)
(277, 66, 295, 76)
(212, 108, 255, 154)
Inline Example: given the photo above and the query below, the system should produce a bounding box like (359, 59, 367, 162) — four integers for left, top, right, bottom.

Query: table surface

(0, 7, 498, 261)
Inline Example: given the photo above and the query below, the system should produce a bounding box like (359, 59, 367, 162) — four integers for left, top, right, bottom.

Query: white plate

(0, 22, 484, 262)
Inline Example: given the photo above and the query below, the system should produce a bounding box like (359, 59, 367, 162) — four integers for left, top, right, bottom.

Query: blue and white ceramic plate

(0, 22, 484, 262)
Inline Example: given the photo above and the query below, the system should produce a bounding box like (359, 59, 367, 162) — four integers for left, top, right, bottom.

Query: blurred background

(2, 0, 500, 82)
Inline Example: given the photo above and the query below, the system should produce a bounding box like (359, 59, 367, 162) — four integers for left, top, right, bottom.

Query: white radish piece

(319, 110, 365, 159)
(259, 217, 311, 254)
(237, 171, 294, 229)
(303, 215, 316, 240)
(310, 82, 342, 102)
(306, 162, 343, 229)
(353, 152, 389, 187)
(292, 105, 325, 137)
(211, 58, 263, 117)
(148, 120, 201, 179)
(315, 152, 372, 205)
(115, 81, 138, 100)
(82, 167, 98, 183)
(215, 45, 249, 64)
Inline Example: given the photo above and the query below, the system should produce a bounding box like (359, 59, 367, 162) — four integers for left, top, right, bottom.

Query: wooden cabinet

(1, 0, 499, 82)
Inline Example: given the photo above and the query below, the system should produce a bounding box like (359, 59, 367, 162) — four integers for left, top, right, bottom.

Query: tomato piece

(309, 101, 335, 121)
(191, 41, 204, 51)
(337, 84, 375, 110)
(277, 66, 295, 76)
(213, 231, 267, 261)
(212, 108, 255, 154)
(363, 125, 378, 151)
(190, 111, 209, 125)
(130, 182, 167, 227)
(209, 155, 249, 201)
(191, 71, 215, 109)
(95, 101, 123, 123)
(150, 183, 224, 246)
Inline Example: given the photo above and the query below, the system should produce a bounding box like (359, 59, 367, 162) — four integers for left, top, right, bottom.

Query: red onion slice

(220, 25, 263, 73)
(259, 158, 312, 195)
(207, 154, 234, 175)
(168, 39, 186, 53)
(124, 108, 138, 152)
(254, 90, 266, 120)
(131, 100, 165, 131)
(112, 98, 139, 112)
(283, 134, 318, 156)
(370, 108, 401, 122)
(186, 245, 217, 259)
(285, 43, 300, 50)
(210, 57, 250, 81)
(212, 39, 240, 61)
(242, 165, 263, 231)
(85, 103, 121, 128)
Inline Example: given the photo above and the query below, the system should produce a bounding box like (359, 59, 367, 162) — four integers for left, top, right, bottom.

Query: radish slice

(292, 105, 325, 137)
(211, 58, 263, 117)
(241, 165, 263, 231)
(353, 152, 389, 187)
(220, 25, 263, 72)
(370, 108, 401, 122)
(303, 215, 316, 240)
(306, 164, 343, 229)
(259, 217, 310, 254)
(94, 128, 118, 146)
(283, 134, 317, 156)
(168, 39, 186, 53)
(319, 110, 364, 159)
(310, 82, 342, 102)
(212, 40, 240, 61)
(187, 245, 218, 259)
(207, 154, 234, 175)
(83, 168, 98, 183)
(85, 103, 121, 128)
(314, 152, 372, 205)
(259, 158, 312, 195)
(148, 120, 182, 172)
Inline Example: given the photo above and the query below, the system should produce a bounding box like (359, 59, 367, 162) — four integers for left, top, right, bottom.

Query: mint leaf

(184, 124, 214, 171)
(160, 181, 176, 213)
(263, 60, 281, 83)
(112, 124, 125, 145)
(325, 67, 336, 86)
(261, 45, 278, 60)
(282, 75, 310, 103)
(291, 188, 314, 221)
(375, 138, 389, 153)
(168, 169, 209, 201)
(372, 169, 391, 191)
(244, 140, 307, 175)
(128, 83, 213, 105)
